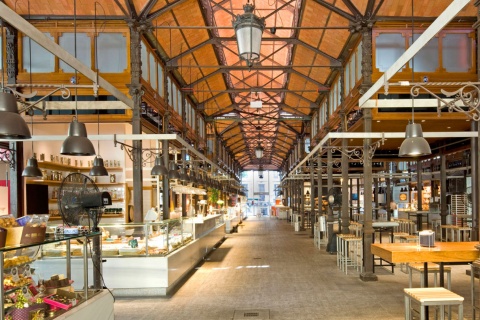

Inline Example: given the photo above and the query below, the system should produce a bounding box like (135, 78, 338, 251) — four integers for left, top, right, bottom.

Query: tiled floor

(114, 217, 475, 319)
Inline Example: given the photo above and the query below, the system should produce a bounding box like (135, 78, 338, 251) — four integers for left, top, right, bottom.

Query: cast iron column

(360, 108, 376, 281)
(317, 154, 323, 216)
(472, 120, 479, 240)
(128, 20, 150, 222)
(474, 2, 480, 240)
(416, 161, 421, 211)
(341, 117, 349, 234)
(358, 19, 377, 281)
(440, 153, 448, 228)
(309, 156, 315, 236)
(326, 140, 334, 249)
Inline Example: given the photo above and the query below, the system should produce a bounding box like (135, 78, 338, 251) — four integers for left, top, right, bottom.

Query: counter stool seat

(393, 232, 409, 242)
(404, 287, 464, 320)
(408, 263, 452, 289)
(440, 225, 458, 242)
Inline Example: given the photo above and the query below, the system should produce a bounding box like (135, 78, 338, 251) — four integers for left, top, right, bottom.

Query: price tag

(23, 264, 31, 277)
(11, 267, 19, 282)
(21, 286, 32, 300)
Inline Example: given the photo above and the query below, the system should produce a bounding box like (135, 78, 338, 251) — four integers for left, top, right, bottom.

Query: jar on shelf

(52, 188, 58, 199)
(110, 174, 116, 183)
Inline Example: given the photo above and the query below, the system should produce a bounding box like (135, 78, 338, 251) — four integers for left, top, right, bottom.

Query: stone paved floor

(113, 217, 475, 319)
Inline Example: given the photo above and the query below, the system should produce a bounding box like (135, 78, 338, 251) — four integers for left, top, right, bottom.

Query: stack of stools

(336, 234, 362, 274)
(404, 287, 464, 320)
(395, 218, 417, 235)
(342, 236, 363, 274)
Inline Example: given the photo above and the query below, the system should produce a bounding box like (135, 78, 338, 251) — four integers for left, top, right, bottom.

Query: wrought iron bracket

(113, 134, 162, 167)
(409, 82, 480, 121)
(0, 146, 16, 169)
(328, 138, 383, 164)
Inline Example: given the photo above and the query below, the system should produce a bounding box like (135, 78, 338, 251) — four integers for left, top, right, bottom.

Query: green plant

(208, 188, 219, 207)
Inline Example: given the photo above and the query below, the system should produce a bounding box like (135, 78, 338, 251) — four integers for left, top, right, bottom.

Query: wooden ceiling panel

(298, 1, 332, 48)
(375, 0, 476, 17)
(292, 45, 316, 67)
(172, 2, 209, 47)
(318, 28, 350, 59)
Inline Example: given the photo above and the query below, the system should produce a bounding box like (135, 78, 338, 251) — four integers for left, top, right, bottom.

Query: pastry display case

(1, 232, 113, 320)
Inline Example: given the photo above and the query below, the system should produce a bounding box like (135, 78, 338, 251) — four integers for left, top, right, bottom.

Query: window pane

(157, 64, 164, 96)
(59, 33, 91, 73)
(149, 53, 156, 88)
(23, 34, 55, 72)
(356, 43, 362, 81)
(375, 33, 405, 72)
(443, 33, 471, 72)
(345, 63, 350, 94)
(349, 56, 355, 89)
(141, 44, 148, 80)
(409, 34, 438, 72)
(97, 33, 127, 73)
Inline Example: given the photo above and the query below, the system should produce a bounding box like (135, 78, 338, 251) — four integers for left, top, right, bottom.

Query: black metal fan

(327, 187, 342, 210)
(58, 173, 112, 232)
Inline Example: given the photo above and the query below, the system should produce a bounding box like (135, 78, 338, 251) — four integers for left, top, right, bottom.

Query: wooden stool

(407, 263, 452, 289)
(456, 227, 471, 242)
(404, 287, 464, 320)
(440, 225, 458, 242)
(393, 232, 409, 242)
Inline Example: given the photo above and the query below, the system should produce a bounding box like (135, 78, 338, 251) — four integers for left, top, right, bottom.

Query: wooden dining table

(371, 242, 480, 286)
(372, 242, 480, 318)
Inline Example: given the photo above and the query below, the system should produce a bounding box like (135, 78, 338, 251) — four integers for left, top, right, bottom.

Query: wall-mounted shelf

(37, 161, 123, 172)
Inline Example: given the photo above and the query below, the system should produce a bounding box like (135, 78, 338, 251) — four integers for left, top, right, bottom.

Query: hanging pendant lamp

(398, 121, 431, 157)
(22, 157, 42, 177)
(90, 156, 108, 176)
(61, 118, 95, 156)
(0, 92, 31, 139)
(168, 161, 180, 180)
(151, 156, 168, 176)
(22, 113, 41, 177)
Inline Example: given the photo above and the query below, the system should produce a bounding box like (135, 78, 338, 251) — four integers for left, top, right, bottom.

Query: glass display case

(100, 218, 194, 257)
(1, 232, 106, 320)
(42, 218, 195, 258)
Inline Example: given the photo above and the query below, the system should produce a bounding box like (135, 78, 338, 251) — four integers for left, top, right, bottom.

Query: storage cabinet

(1, 232, 111, 320)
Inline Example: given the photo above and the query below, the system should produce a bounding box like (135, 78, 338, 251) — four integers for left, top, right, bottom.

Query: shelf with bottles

(37, 160, 123, 172)
(28, 180, 125, 187)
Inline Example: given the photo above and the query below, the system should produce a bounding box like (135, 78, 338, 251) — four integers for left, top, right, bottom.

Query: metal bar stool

(404, 287, 463, 320)
(408, 263, 452, 289)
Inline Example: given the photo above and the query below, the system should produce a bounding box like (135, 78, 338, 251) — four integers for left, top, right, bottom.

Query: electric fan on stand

(58, 173, 112, 290)
(326, 187, 342, 253)
(58, 173, 112, 233)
